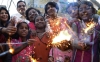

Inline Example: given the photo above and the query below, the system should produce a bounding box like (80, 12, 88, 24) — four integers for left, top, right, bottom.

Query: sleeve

(49, 48, 53, 56)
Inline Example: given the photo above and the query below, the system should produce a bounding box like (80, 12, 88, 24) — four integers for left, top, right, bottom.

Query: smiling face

(79, 4, 93, 22)
(17, 2, 26, 15)
(17, 22, 29, 37)
(46, 5, 57, 16)
(35, 15, 46, 29)
(67, 6, 79, 18)
(0, 9, 9, 22)
(28, 9, 39, 22)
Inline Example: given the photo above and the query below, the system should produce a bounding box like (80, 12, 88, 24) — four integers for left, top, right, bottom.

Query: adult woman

(26, 7, 41, 30)
(0, 7, 16, 62)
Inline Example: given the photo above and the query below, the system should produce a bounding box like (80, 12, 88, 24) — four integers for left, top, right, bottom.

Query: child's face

(79, 4, 93, 21)
(67, 6, 78, 18)
(47, 5, 57, 16)
(18, 23, 29, 37)
(35, 16, 46, 29)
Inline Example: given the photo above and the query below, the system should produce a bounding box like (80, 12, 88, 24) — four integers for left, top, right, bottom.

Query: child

(73, 1, 100, 62)
(66, 2, 79, 33)
(11, 22, 35, 62)
(31, 15, 51, 62)
(44, 2, 72, 62)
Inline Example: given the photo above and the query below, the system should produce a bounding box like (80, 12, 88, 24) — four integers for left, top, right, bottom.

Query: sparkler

(29, 56, 37, 62)
(0, 48, 14, 57)
(52, 30, 72, 44)
(83, 21, 96, 34)
(0, 42, 27, 45)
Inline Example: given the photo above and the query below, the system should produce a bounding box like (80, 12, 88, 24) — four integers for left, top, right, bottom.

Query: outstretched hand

(27, 39, 36, 45)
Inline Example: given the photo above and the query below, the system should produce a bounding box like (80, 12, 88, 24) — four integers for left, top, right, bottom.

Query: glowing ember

(31, 58, 37, 62)
(52, 30, 72, 44)
(83, 22, 96, 33)
(29, 56, 37, 62)
(9, 48, 14, 54)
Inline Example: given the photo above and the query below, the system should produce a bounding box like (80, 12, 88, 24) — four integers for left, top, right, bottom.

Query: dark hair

(34, 15, 45, 23)
(79, 1, 96, 14)
(12, 22, 30, 39)
(17, 1, 26, 8)
(66, 2, 79, 13)
(45, 2, 59, 14)
(26, 7, 41, 20)
(0, 7, 10, 21)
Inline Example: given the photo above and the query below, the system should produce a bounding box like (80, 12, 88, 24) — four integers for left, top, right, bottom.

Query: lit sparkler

(83, 21, 96, 34)
(29, 56, 37, 62)
(0, 48, 14, 57)
(52, 30, 72, 44)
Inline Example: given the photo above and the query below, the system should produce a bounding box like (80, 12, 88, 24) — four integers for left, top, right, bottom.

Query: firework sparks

(83, 21, 96, 34)
(29, 56, 37, 62)
(52, 30, 72, 44)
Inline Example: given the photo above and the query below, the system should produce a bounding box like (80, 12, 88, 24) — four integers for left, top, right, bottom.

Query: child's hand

(31, 30, 37, 37)
(48, 56, 54, 62)
(27, 39, 36, 45)
(78, 41, 85, 50)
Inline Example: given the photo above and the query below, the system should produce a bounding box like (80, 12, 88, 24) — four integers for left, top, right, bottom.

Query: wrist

(0, 27, 3, 33)
(2, 27, 7, 33)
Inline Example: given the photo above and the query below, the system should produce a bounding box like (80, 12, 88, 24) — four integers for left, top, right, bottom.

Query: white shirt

(11, 12, 30, 26)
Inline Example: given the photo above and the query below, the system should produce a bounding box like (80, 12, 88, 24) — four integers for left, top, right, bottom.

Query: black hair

(0, 7, 10, 21)
(66, 2, 79, 13)
(34, 14, 45, 23)
(79, 1, 96, 14)
(0, 7, 10, 28)
(45, 2, 59, 14)
(34, 15, 46, 29)
(26, 7, 41, 21)
(17, 1, 26, 8)
(11, 22, 30, 40)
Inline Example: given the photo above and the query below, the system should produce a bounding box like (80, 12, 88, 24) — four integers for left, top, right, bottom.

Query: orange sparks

(52, 30, 72, 44)
(9, 48, 14, 54)
(83, 21, 96, 33)
(29, 56, 37, 62)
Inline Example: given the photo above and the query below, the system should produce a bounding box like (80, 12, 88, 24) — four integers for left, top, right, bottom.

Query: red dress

(31, 33, 51, 62)
(11, 38, 34, 62)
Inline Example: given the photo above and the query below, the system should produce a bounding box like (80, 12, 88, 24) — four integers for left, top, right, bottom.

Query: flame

(29, 56, 37, 62)
(52, 30, 72, 44)
(9, 48, 14, 54)
(83, 21, 96, 33)
(7, 35, 14, 54)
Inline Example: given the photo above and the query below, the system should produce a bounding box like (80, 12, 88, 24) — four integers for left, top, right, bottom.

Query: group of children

(0, 0, 100, 62)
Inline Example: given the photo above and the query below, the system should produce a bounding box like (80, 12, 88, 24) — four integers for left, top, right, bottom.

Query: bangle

(0, 27, 3, 33)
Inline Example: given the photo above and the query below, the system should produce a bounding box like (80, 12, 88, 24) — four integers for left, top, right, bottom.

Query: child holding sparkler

(11, 22, 35, 62)
(31, 15, 51, 62)
(72, 1, 100, 62)
(44, 2, 73, 62)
